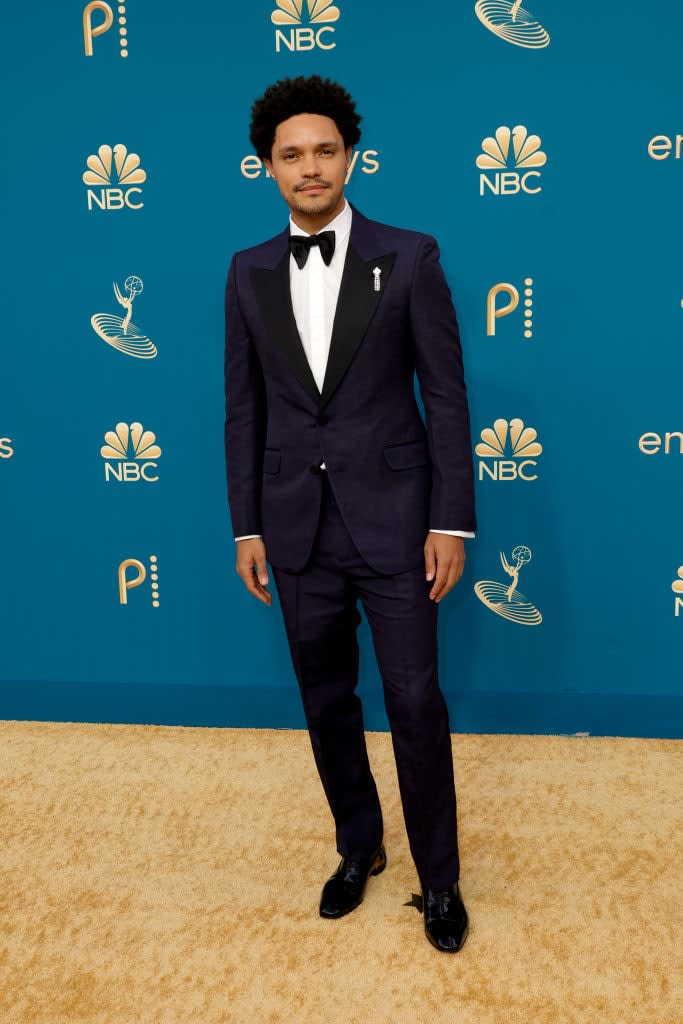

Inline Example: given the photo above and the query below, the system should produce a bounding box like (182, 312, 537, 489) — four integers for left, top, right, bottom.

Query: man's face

(265, 113, 352, 223)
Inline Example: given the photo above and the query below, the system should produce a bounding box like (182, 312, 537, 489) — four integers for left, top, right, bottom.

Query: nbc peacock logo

(474, 0, 550, 49)
(477, 125, 547, 196)
(101, 422, 162, 483)
(474, 546, 543, 626)
(475, 418, 543, 481)
(673, 567, 683, 617)
(83, 143, 146, 211)
(272, 0, 340, 52)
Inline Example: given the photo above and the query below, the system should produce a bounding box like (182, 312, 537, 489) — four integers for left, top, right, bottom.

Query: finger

(255, 553, 269, 587)
(429, 558, 451, 600)
(254, 579, 272, 606)
(237, 559, 272, 605)
(424, 540, 436, 581)
(247, 572, 272, 605)
(436, 551, 468, 601)
(434, 565, 460, 603)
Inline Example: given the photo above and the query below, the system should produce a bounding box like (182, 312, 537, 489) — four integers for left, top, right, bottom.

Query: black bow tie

(289, 230, 336, 269)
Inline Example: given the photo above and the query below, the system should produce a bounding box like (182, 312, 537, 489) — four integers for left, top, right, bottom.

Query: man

(224, 75, 476, 953)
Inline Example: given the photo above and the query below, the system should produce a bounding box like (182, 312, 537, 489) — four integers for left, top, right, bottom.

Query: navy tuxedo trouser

(271, 470, 461, 889)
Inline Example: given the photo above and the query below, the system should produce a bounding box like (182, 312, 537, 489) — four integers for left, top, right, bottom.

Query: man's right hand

(235, 538, 272, 606)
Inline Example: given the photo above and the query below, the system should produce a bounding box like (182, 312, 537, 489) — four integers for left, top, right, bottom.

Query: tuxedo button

(317, 414, 329, 426)
(309, 463, 323, 474)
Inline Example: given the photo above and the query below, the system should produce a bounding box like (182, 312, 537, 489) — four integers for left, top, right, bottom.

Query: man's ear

(264, 158, 274, 179)
(345, 146, 353, 167)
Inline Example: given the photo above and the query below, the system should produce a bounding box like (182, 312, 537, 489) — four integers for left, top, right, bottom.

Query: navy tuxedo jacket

(224, 203, 476, 575)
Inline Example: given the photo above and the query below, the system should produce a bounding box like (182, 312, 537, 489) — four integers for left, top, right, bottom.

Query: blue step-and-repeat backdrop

(2, 2, 682, 737)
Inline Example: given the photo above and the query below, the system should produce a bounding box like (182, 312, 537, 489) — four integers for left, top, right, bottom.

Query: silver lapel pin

(373, 266, 381, 292)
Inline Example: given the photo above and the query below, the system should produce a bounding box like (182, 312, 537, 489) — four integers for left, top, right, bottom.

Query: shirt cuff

(237, 530, 475, 541)
(429, 529, 476, 538)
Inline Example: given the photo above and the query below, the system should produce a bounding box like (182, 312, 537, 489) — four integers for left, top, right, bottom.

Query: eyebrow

(277, 141, 339, 154)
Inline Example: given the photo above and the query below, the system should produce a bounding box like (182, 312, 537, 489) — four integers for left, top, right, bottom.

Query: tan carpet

(0, 721, 681, 1024)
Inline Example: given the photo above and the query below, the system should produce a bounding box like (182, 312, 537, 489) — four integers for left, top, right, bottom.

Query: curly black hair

(249, 75, 362, 159)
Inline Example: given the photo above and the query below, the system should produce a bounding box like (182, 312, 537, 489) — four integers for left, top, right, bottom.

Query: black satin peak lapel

(249, 239, 396, 413)
(319, 246, 396, 413)
(250, 254, 320, 405)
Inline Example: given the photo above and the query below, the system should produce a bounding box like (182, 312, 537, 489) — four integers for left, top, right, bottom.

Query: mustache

(295, 180, 331, 191)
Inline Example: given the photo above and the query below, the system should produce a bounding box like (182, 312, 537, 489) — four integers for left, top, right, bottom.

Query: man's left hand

(424, 534, 466, 603)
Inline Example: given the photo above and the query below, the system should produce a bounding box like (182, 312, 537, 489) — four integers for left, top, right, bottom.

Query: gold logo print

(118, 555, 160, 607)
(647, 134, 683, 161)
(487, 277, 534, 338)
(476, 126, 547, 170)
(475, 418, 542, 459)
(83, 2, 129, 58)
(476, 418, 542, 480)
(272, 0, 340, 24)
(83, 144, 146, 186)
(474, 546, 543, 625)
(474, 0, 550, 48)
(673, 567, 683, 617)
(101, 423, 162, 461)
(638, 431, 683, 455)
(91, 275, 157, 358)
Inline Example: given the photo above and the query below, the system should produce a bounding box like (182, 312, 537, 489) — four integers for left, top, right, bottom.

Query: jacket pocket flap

(262, 449, 281, 474)
(382, 439, 429, 470)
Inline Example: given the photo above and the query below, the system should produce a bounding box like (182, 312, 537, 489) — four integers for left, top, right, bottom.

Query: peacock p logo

(83, 143, 147, 211)
(477, 125, 547, 196)
(272, 0, 340, 51)
(101, 422, 162, 483)
(118, 555, 160, 608)
(83, 2, 130, 58)
(487, 277, 535, 338)
(475, 418, 543, 481)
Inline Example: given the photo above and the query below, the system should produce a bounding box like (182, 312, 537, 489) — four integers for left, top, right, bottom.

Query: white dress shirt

(235, 198, 474, 541)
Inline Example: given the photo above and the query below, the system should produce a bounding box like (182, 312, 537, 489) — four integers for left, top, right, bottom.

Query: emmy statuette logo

(487, 277, 535, 338)
(101, 423, 162, 483)
(91, 275, 156, 358)
(0, 436, 14, 459)
(241, 147, 379, 183)
(272, 0, 340, 51)
(673, 567, 683, 617)
(474, 0, 550, 48)
(83, 144, 146, 211)
(477, 126, 547, 196)
(118, 555, 160, 607)
(476, 418, 542, 481)
(474, 546, 543, 625)
(83, 2, 129, 57)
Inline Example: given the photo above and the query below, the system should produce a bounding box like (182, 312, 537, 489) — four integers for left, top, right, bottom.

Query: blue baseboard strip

(0, 682, 681, 738)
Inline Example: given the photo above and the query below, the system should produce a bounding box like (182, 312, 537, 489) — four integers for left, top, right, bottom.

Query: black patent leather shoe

(421, 882, 469, 952)
(319, 844, 387, 918)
